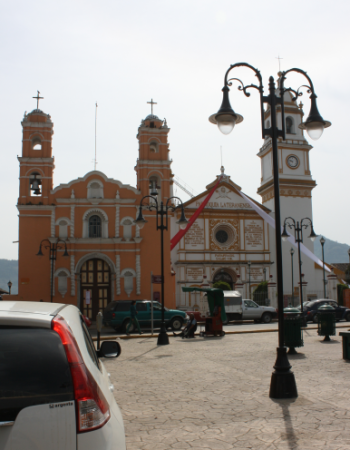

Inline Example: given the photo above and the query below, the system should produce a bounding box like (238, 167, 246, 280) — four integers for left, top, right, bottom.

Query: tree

(213, 281, 231, 291)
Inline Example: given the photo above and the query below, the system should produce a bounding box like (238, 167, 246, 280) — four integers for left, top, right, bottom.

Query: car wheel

(261, 313, 272, 324)
(312, 315, 318, 324)
(124, 319, 135, 333)
(346, 312, 350, 322)
(171, 317, 183, 331)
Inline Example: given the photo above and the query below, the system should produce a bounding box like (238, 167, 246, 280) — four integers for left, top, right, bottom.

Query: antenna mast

(94, 102, 98, 170)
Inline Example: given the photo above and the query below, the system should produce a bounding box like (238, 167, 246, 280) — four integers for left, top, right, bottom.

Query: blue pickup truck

(103, 300, 188, 332)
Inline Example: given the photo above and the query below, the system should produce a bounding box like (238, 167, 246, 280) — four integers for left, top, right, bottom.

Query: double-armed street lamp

(290, 248, 295, 306)
(209, 62, 330, 399)
(36, 238, 69, 303)
(282, 218, 317, 316)
(135, 192, 188, 346)
(320, 237, 327, 298)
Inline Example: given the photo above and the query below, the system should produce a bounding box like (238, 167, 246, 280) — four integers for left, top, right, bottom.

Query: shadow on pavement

(271, 399, 298, 449)
(288, 352, 306, 359)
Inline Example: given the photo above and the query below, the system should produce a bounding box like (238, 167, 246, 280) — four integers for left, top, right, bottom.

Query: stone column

(70, 206, 75, 237)
(51, 209, 55, 237)
(115, 206, 120, 237)
(327, 268, 338, 301)
(234, 274, 244, 297)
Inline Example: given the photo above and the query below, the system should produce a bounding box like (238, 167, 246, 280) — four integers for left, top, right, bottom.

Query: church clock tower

(257, 84, 317, 294)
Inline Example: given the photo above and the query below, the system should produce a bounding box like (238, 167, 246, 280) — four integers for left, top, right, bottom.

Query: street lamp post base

(157, 330, 169, 346)
(269, 346, 298, 399)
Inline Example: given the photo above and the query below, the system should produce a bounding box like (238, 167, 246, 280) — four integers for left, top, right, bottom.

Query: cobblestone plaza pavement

(104, 328, 350, 450)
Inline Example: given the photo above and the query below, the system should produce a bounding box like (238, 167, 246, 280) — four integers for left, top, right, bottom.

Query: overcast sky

(1, 0, 349, 260)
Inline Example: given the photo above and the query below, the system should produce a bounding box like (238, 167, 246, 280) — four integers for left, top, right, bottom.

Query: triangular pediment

(184, 176, 270, 212)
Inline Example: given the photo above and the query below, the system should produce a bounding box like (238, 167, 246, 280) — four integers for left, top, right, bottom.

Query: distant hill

(314, 236, 350, 264)
(0, 259, 18, 294)
(0, 235, 349, 294)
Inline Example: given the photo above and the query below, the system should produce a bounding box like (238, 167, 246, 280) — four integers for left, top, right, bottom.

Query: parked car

(188, 291, 277, 324)
(103, 300, 189, 332)
(0, 301, 126, 450)
(300, 299, 350, 323)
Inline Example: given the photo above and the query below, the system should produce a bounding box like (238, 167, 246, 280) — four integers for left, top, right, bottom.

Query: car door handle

(0, 421, 14, 427)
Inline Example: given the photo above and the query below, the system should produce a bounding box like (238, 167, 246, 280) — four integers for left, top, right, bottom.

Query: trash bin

(317, 304, 336, 341)
(284, 307, 304, 354)
(339, 331, 350, 360)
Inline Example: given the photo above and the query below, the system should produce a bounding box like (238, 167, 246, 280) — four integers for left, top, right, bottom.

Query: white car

(0, 301, 126, 450)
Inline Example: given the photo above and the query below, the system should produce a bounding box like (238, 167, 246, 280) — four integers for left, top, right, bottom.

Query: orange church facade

(13, 106, 176, 317)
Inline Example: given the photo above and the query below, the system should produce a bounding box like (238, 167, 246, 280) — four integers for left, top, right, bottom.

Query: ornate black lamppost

(36, 238, 69, 303)
(282, 218, 317, 315)
(7, 281, 12, 295)
(247, 260, 251, 299)
(209, 62, 330, 399)
(290, 248, 295, 306)
(320, 237, 327, 298)
(135, 194, 188, 346)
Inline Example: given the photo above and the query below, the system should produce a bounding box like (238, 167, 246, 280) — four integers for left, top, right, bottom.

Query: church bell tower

(135, 100, 173, 202)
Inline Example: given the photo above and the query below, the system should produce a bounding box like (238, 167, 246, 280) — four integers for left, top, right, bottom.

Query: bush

(213, 281, 231, 291)
(253, 281, 268, 303)
(337, 283, 348, 306)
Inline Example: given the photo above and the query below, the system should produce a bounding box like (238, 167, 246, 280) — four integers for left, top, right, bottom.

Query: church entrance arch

(80, 259, 111, 319)
(213, 269, 237, 290)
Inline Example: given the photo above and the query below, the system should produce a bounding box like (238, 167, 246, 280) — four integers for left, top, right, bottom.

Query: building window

(149, 141, 158, 153)
(29, 172, 42, 196)
(32, 137, 42, 150)
(149, 175, 161, 200)
(286, 116, 294, 134)
(89, 215, 101, 238)
(87, 180, 104, 199)
(58, 220, 68, 238)
(212, 224, 236, 248)
(57, 271, 68, 297)
(124, 271, 134, 296)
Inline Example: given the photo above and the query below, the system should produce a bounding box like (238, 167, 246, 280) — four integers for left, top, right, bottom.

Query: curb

(91, 324, 350, 342)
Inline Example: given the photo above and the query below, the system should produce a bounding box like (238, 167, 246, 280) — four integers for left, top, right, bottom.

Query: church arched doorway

(213, 269, 236, 290)
(80, 259, 111, 319)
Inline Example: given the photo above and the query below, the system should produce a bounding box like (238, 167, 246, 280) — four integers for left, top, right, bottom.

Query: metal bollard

(317, 304, 336, 341)
(284, 307, 304, 354)
(96, 312, 103, 350)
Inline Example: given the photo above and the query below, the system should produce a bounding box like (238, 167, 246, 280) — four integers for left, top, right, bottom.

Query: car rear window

(115, 302, 131, 311)
(0, 327, 74, 422)
(104, 301, 117, 312)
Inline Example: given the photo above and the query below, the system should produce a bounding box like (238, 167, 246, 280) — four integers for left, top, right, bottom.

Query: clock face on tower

(286, 155, 300, 169)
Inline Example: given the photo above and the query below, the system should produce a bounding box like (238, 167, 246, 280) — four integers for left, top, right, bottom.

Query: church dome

(145, 114, 161, 121)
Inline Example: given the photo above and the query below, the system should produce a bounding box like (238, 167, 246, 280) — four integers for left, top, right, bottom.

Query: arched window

(286, 116, 294, 134)
(29, 172, 42, 196)
(149, 175, 161, 201)
(149, 141, 158, 153)
(89, 215, 101, 238)
(32, 137, 42, 150)
(87, 180, 104, 199)
(123, 270, 134, 296)
(57, 271, 68, 297)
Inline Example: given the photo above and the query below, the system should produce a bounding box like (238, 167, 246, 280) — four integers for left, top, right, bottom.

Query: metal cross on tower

(276, 55, 283, 72)
(147, 98, 157, 115)
(32, 91, 44, 109)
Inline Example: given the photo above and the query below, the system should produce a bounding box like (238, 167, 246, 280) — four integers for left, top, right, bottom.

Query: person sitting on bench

(173, 313, 197, 338)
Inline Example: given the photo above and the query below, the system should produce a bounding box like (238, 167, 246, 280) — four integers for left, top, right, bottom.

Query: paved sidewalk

(104, 328, 350, 450)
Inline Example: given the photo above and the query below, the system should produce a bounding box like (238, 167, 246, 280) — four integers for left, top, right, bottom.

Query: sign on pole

(152, 275, 163, 284)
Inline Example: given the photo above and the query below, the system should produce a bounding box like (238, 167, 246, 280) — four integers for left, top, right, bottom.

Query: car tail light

(307, 311, 311, 315)
(112, 313, 116, 318)
(52, 315, 110, 432)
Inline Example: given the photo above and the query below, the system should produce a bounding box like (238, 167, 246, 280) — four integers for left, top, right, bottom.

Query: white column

(70, 206, 75, 237)
(115, 206, 120, 237)
(70, 255, 75, 296)
(51, 209, 55, 237)
(116, 255, 121, 295)
(136, 255, 141, 295)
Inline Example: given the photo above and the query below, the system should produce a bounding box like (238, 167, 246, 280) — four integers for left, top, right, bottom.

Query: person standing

(126, 300, 143, 335)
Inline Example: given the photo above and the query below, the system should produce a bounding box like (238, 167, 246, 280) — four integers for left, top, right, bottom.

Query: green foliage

(253, 281, 268, 303)
(337, 283, 348, 306)
(213, 281, 231, 291)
